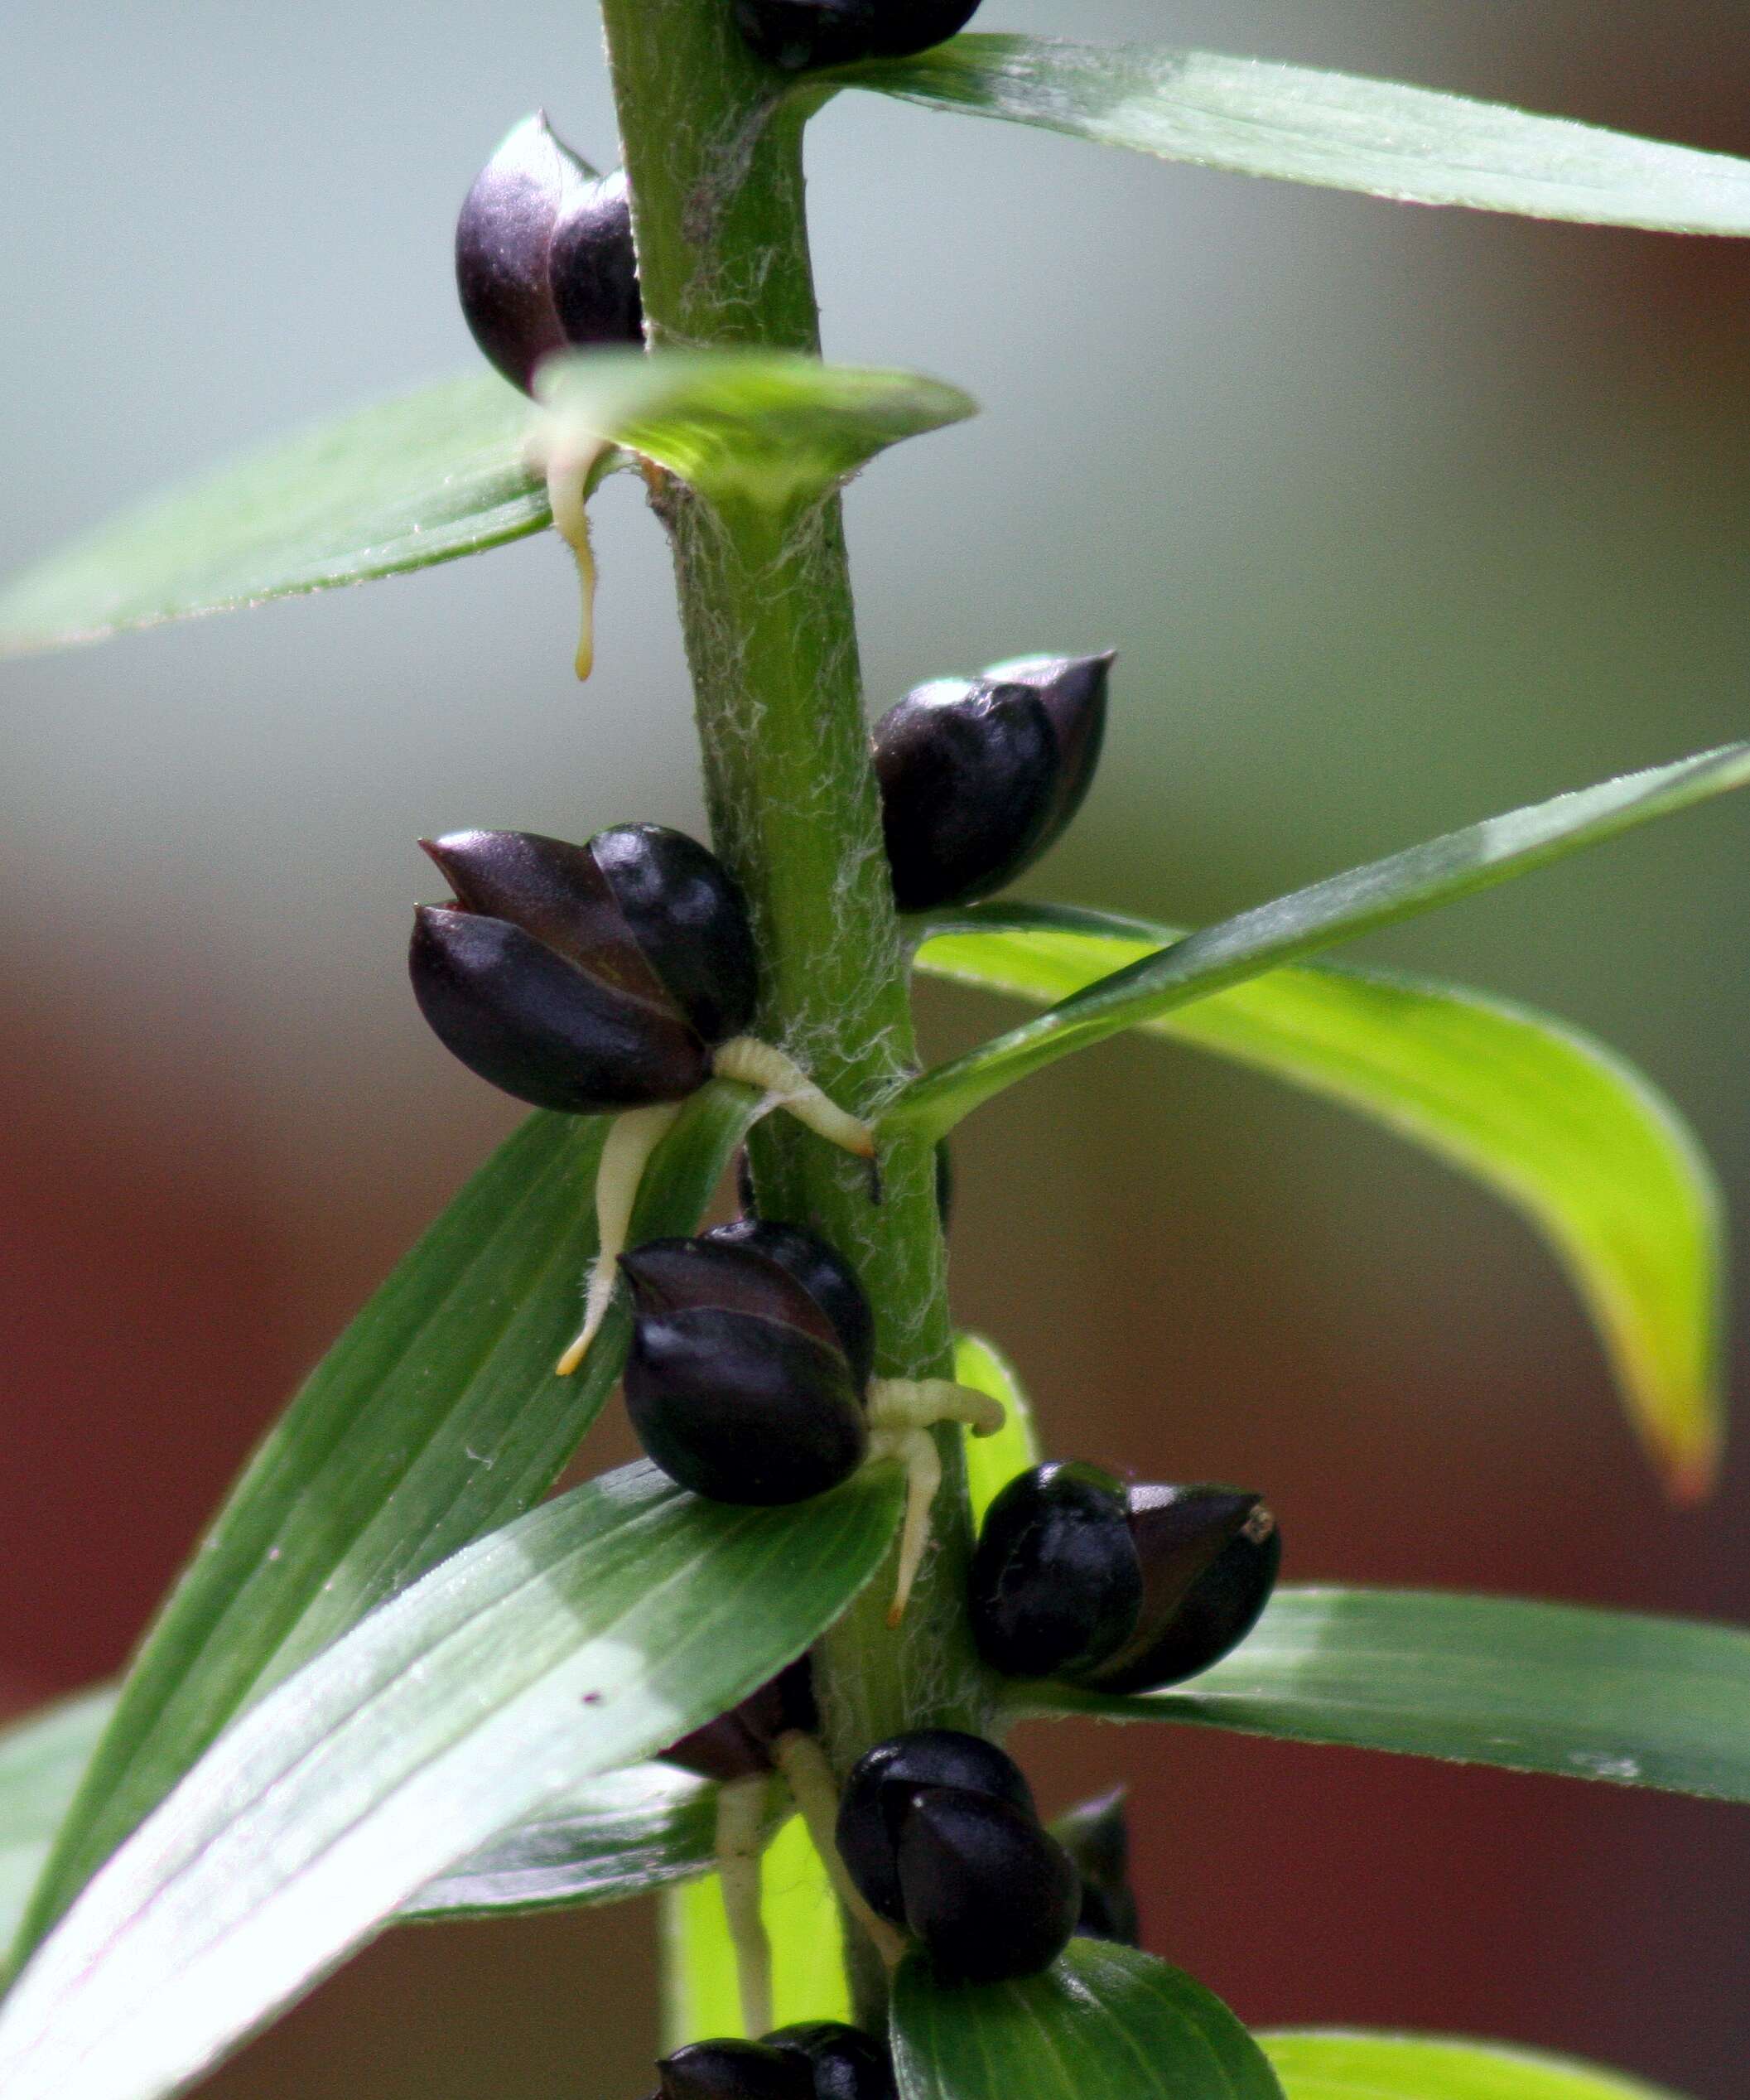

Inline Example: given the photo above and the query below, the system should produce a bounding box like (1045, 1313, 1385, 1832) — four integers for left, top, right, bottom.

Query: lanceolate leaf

(535, 349, 976, 524)
(917, 906, 1723, 1500)
(20, 1082, 760, 1957)
(0, 1693, 116, 1962)
(1028, 1586, 1750, 1802)
(0, 1463, 903, 2100)
(662, 1813, 852, 2047)
(401, 1761, 746, 1923)
(0, 375, 546, 659)
(891, 1938, 1283, 2100)
(885, 743, 1750, 1142)
(956, 1331, 1042, 1524)
(1261, 2030, 1691, 2099)
(839, 36, 1750, 235)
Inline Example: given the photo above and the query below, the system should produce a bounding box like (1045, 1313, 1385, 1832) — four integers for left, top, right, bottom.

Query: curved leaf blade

(917, 906, 1723, 1499)
(1262, 2030, 1690, 2099)
(662, 1811, 853, 2047)
(1027, 1586, 1750, 1802)
(886, 743, 1750, 1142)
(536, 349, 976, 521)
(0, 374, 546, 659)
(0, 1462, 903, 2100)
(21, 1082, 760, 1956)
(841, 36, 1750, 234)
(892, 1938, 1282, 2100)
(956, 1331, 1042, 1524)
(0, 1693, 116, 1962)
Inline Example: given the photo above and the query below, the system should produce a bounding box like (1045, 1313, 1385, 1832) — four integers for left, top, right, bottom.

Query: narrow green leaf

(21, 1082, 760, 1957)
(662, 1812, 852, 2048)
(839, 36, 1750, 235)
(1262, 2030, 1691, 2099)
(400, 1761, 750, 1923)
(1027, 1586, 1750, 1802)
(886, 744, 1750, 1143)
(0, 1462, 903, 2100)
(917, 906, 1723, 1499)
(0, 1693, 117, 1962)
(536, 349, 976, 524)
(0, 374, 545, 659)
(891, 1938, 1282, 2100)
(956, 1332, 1042, 1525)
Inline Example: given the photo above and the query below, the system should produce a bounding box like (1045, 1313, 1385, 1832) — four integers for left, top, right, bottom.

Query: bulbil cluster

(653, 2022, 895, 2100)
(456, 113, 641, 393)
(733, 0, 983, 75)
(969, 1463, 1280, 1693)
(836, 1731, 1080, 1982)
(873, 652, 1111, 911)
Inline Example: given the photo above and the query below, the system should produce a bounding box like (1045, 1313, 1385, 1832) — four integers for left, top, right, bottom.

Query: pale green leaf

(662, 1812, 852, 2048)
(1028, 1586, 1750, 1801)
(841, 36, 1750, 234)
(20, 1083, 760, 1957)
(891, 1938, 1282, 2100)
(885, 744, 1750, 1142)
(1262, 2030, 1691, 2099)
(955, 1332, 1042, 1525)
(916, 905, 1723, 1499)
(0, 374, 545, 659)
(535, 349, 976, 523)
(0, 1693, 116, 1963)
(0, 1462, 903, 2100)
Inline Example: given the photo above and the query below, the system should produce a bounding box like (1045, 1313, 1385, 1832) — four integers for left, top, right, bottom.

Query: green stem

(597, 0, 992, 2025)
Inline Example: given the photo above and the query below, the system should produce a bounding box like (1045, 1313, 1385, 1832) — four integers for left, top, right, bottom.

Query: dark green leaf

(0, 1693, 116, 1963)
(19, 1082, 759, 1956)
(891, 1938, 1282, 2100)
(401, 1761, 750, 1923)
(0, 375, 545, 659)
(885, 744, 1750, 1142)
(1027, 1586, 1750, 1802)
(916, 906, 1723, 1499)
(840, 36, 1750, 234)
(535, 350, 976, 524)
(1261, 2030, 1690, 2099)
(0, 1463, 903, 2100)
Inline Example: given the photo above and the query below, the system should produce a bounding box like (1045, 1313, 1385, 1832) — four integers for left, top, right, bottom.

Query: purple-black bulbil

(969, 1464, 1280, 1693)
(456, 113, 641, 393)
(621, 1220, 873, 1505)
(651, 2039, 813, 2100)
(733, 0, 983, 75)
(764, 2024, 898, 2100)
(835, 1731, 1080, 1982)
(658, 1657, 818, 1784)
(1051, 1787, 1140, 1947)
(873, 651, 1113, 911)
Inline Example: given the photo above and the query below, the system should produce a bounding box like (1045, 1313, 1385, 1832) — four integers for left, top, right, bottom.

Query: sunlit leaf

(886, 743, 1750, 1142)
(917, 905, 1723, 1499)
(0, 1463, 903, 2100)
(535, 349, 976, 524)
(1028, 1586, 1750, 1801)
(20, 1083, 759, 1956)
(0, 374, 545, 659)
(840, 36, 1750, 234)
(0, 1693, 115, 1962)
(662, 1812, 852, 2047)
(891, 1938, 1282, 2100)
(1262, 2030, 1690, 2099)
(956, 1332, 1042, 1524)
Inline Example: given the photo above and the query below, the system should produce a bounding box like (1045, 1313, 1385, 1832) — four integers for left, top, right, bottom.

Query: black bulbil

(653, 2038, 813, 2100)
(1052, 1787, 1140, 1947)
(733, 0, 983, 75)
(764, 2023, 897, 2100)
(456, 113, 641, 394)
(409, 825, 756, 1116)
(836, 1730, 1079, 1982)
(620, 1221, 873, 1504)
(658, 1656, 817, 1784)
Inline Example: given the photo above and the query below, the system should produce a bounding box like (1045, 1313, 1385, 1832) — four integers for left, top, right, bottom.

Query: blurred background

(5, 0, 1749, 2092)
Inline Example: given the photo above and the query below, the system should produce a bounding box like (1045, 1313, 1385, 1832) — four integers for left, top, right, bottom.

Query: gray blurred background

(4, 2, 1749, 2093)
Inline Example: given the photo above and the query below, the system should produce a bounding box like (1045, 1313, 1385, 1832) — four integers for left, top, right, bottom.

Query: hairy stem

(596, 0, 991, 2026)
